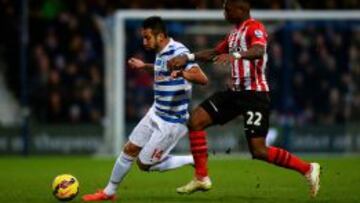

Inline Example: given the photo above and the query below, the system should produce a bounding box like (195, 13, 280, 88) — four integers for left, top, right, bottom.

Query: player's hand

(167, 55, 188, 70)
(213, 54, 235, 65)
(171, 70, 183, 79)
(128, 57, 145, 69)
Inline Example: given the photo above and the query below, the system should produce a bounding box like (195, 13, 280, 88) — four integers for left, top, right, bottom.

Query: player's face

(223, 0, 249, 24)
(141, 28, 158, 51)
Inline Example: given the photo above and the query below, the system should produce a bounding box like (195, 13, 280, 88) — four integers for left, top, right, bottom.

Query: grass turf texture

(0, 155, 359, 203)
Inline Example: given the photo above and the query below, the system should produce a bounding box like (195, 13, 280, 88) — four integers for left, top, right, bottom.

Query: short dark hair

(227, 0, 251, 7)
(142, 16, 168, 37)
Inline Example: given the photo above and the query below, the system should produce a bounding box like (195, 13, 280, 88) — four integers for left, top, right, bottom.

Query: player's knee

(188, 112, 208, 131)
(250, 147, 268, 160)
(188, 118, 203, 131)
(123, 142, 141, 157)
(136, 159, 151, 171)
(188, 107, 213, 131)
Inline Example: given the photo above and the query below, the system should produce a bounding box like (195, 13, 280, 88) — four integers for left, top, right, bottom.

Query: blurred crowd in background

(0, 0, 359, 125)
(125, 22, 360, 126)
(270, 25, 360, 125)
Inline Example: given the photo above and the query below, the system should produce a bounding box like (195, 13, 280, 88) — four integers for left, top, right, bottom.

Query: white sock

(104, 152, 134, 196)
(149, 155, 194, 172)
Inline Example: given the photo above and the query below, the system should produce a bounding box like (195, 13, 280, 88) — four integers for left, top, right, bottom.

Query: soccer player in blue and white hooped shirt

(83, 16, 208, 201)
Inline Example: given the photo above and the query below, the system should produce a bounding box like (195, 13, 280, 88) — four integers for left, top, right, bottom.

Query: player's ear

(157, 32, 166, 41)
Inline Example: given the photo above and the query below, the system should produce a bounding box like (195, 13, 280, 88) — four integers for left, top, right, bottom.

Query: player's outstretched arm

(128, 57, 154, 70)
(213, 44, 265, 65)
(238, 44, 265, 60)
(171, 66, 208, 85)
(192, 49, 219, 62)
(167, 49, 218, 70)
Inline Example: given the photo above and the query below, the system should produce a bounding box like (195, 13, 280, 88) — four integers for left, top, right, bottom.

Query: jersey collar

(158, 38, 174, 55)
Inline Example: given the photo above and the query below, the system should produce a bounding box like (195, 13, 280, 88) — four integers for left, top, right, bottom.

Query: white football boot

(305, 162, 321, 198)
(176, 177, 212, 194)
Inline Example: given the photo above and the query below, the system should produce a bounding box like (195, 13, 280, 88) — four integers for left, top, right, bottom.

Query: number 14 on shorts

(151, 149, 164, 161)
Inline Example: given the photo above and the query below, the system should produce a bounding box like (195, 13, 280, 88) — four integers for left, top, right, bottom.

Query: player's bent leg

(137, 155, 194, 172)
(136, 159, 152, 171)
(248, 137, 311, 174)
(267, 145, 322, 197)
(248, 137, 321, 197)
(148, 155, 194, 172)
(176, 106, 213, 194)
(305, 162, 321, 198)
(82, 142, 141, 202)
(247, 137, 270, 161)
(188, 107, 213, 180)
(188, 106, 213, 131)
(136, 117, 193, 173)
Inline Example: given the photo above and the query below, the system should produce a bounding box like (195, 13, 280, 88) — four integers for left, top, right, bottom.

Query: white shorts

(129, 108, 188, 165)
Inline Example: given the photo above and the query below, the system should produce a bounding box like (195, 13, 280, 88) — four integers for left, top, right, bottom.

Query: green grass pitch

(1, 155, 359, 203)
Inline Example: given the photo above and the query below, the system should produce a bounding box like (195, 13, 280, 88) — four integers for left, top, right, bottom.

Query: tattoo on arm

(240, 44, 265, 60)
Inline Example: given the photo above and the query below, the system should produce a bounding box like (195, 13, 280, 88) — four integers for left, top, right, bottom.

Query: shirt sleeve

(173, 46, 199, 71)
(215, 36, 229, 54)
(247, 22, 268, 47)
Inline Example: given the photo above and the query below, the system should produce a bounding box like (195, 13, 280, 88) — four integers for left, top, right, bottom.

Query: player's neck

(237, 14, 251, 25)
(157, 37, 171, 53)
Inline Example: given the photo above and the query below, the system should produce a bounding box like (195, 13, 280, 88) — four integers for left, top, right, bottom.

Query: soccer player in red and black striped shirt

(168, 0, 321, 197)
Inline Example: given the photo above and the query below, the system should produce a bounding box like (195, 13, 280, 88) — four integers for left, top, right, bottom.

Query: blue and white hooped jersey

(153, 38, 198, 124)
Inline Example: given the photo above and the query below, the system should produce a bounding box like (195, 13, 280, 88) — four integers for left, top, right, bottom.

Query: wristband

(232, 52, 242, 59)
(185, 53, 195, 61)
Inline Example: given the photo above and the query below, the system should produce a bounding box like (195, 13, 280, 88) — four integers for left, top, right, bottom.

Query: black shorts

(200, 90, 270, 138)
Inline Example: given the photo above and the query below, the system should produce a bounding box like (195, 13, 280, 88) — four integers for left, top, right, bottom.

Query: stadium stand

(0, 0, 359, 125)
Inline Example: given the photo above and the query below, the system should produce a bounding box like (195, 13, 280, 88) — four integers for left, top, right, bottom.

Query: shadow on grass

(119, 194, 307, 203)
